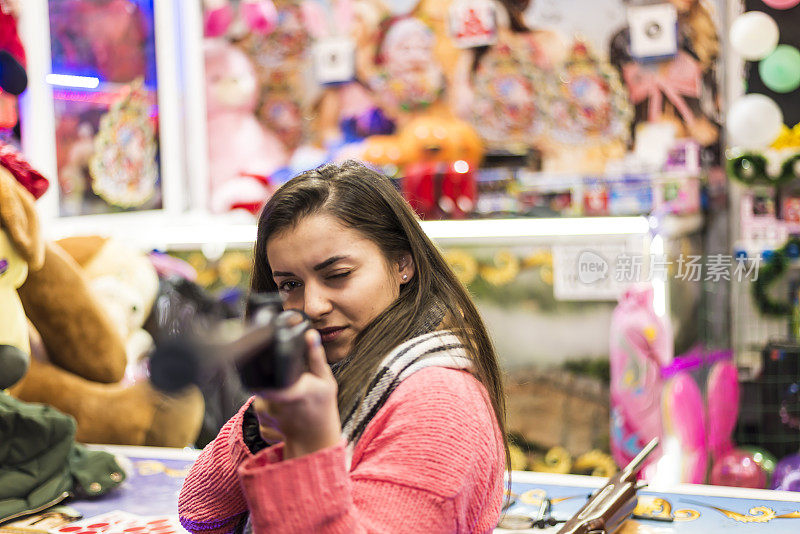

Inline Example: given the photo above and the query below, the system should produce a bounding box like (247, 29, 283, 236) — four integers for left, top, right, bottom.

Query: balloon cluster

(727, 3, 800, 149)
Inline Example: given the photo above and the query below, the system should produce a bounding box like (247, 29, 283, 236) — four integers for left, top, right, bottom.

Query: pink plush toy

(203, 0, 278, 38)
(661, 362, 707, 484)
(609, 284, 673, 476)
(204, 38, 288, 214)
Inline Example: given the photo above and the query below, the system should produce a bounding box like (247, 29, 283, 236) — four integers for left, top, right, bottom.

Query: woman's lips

(317, 327, 346, 343)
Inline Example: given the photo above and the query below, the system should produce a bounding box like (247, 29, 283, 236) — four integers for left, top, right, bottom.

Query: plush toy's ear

(56, 235, 110, 268)
(0, 165, 43, 269)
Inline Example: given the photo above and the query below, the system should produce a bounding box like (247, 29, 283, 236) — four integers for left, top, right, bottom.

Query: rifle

(149, 293, 310, 393)
(556, 438, 658, 534)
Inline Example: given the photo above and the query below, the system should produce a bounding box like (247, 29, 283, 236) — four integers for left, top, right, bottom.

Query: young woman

(178, 161, 508, 533)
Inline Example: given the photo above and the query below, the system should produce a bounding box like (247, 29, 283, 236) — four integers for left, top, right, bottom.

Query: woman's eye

(327, 270, 352, 280)
(278, 280, 301, 292)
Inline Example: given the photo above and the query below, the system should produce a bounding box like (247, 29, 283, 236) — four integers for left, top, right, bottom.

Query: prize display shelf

(42, 211, 704, 252)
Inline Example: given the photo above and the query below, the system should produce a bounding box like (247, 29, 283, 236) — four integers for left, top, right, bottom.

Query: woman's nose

(302, 283, 333, 320)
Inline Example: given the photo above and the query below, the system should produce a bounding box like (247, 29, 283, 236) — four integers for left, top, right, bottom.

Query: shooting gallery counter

(7, 445, 799, 534)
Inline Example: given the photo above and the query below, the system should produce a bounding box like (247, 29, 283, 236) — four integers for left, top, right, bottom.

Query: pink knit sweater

(178, 367, 505, 533)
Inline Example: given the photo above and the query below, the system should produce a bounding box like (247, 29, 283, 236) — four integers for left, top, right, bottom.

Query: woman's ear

(398, 252, 415, 285)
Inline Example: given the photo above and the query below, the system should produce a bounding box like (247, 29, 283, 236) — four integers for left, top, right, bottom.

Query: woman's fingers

(252, 396, 285, 444)
(305, 329, 332, 378)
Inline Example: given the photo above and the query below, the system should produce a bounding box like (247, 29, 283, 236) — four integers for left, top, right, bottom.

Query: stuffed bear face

(90, 275, 148, 337)
(204, 39, 259, 115)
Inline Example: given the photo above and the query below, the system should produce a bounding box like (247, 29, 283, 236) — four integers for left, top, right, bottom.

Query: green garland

(728, 152, 800, 186)
(753, 236, 800, 316)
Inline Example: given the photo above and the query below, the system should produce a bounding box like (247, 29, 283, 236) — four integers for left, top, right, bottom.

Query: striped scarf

(340, 330, 473, 448)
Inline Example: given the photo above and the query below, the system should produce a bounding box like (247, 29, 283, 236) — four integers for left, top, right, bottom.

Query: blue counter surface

(72, 446, 800, 533)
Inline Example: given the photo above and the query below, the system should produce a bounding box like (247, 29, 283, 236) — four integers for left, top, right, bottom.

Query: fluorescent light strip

(46, 216, 652, 250)
(45, 73, 100, 89)
(421, 217, 650, 240)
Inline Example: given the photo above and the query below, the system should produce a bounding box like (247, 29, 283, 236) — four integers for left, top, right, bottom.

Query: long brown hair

(250, 161, 508, 462)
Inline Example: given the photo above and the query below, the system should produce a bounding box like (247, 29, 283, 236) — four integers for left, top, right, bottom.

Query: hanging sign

(449, 0, 497, 49)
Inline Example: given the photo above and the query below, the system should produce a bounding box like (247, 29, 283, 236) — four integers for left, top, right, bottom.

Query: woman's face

(267, 213, 413, 363)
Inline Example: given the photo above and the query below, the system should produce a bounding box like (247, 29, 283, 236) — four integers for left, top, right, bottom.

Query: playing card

(49, 511, 184, 534)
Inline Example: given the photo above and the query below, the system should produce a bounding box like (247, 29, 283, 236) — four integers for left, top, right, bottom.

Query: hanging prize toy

(368, 17, 445, 116)
(470, 35, 546, 152)
(204, 0, 278, 37)
(301, 0, 361, 149)
(89, 79, 158, 208)
(549, 40, 632, 145)
(542, 39, 631, 173)
(239, 1, 312, 151)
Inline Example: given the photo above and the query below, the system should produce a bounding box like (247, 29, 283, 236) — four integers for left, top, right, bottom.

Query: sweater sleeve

(237, 368, 505, 533)
(178, 398, 257, 534)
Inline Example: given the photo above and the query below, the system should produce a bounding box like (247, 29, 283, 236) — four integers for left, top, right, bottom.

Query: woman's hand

(251, 397, 284, 445)
(252, 329, 341, 459)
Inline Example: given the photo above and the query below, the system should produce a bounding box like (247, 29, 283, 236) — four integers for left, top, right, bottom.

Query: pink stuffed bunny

(204, 38, 287, 214)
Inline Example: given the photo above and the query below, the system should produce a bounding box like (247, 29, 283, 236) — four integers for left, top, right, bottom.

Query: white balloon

(727, 94, 784, 149)
(383, 0, 421, 16)
(729, 11, 779, 61)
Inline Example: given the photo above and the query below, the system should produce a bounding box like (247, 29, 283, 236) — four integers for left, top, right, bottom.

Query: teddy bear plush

(0, 163, 42, 389)
(1, 151, 204, 447)
(10, 237, 205, 447)
(204, 37, 287, 214)
(0, 161, 129, 523)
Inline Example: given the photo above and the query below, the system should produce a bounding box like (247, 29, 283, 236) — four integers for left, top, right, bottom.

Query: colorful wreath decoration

(752, 237, 800, 316)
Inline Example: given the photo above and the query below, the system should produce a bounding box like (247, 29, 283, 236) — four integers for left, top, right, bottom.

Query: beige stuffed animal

(79, 238, 160, 382)
(11, 233, 205, 447)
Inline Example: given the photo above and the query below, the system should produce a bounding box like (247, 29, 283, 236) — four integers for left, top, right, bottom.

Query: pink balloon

(762, 0, 800, 9)
(710, 449, 767, 489)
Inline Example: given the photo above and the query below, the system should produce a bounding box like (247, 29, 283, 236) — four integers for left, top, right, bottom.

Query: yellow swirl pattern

(531, 446, 572, 474)
(135, 460, 190, 478)
(443, 249, 479, 285)
(674, 509, 701, 521)
(573, 450, 617, 478)
(479, 250, 520, 286)
(710, 505, 776, 523)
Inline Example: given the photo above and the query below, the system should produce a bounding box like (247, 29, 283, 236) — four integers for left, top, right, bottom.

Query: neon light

(52, 90, 119, 105)
(45, 74, 100, 89)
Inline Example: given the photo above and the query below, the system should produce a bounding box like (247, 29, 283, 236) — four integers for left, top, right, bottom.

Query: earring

(402, 274, 408, 281)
